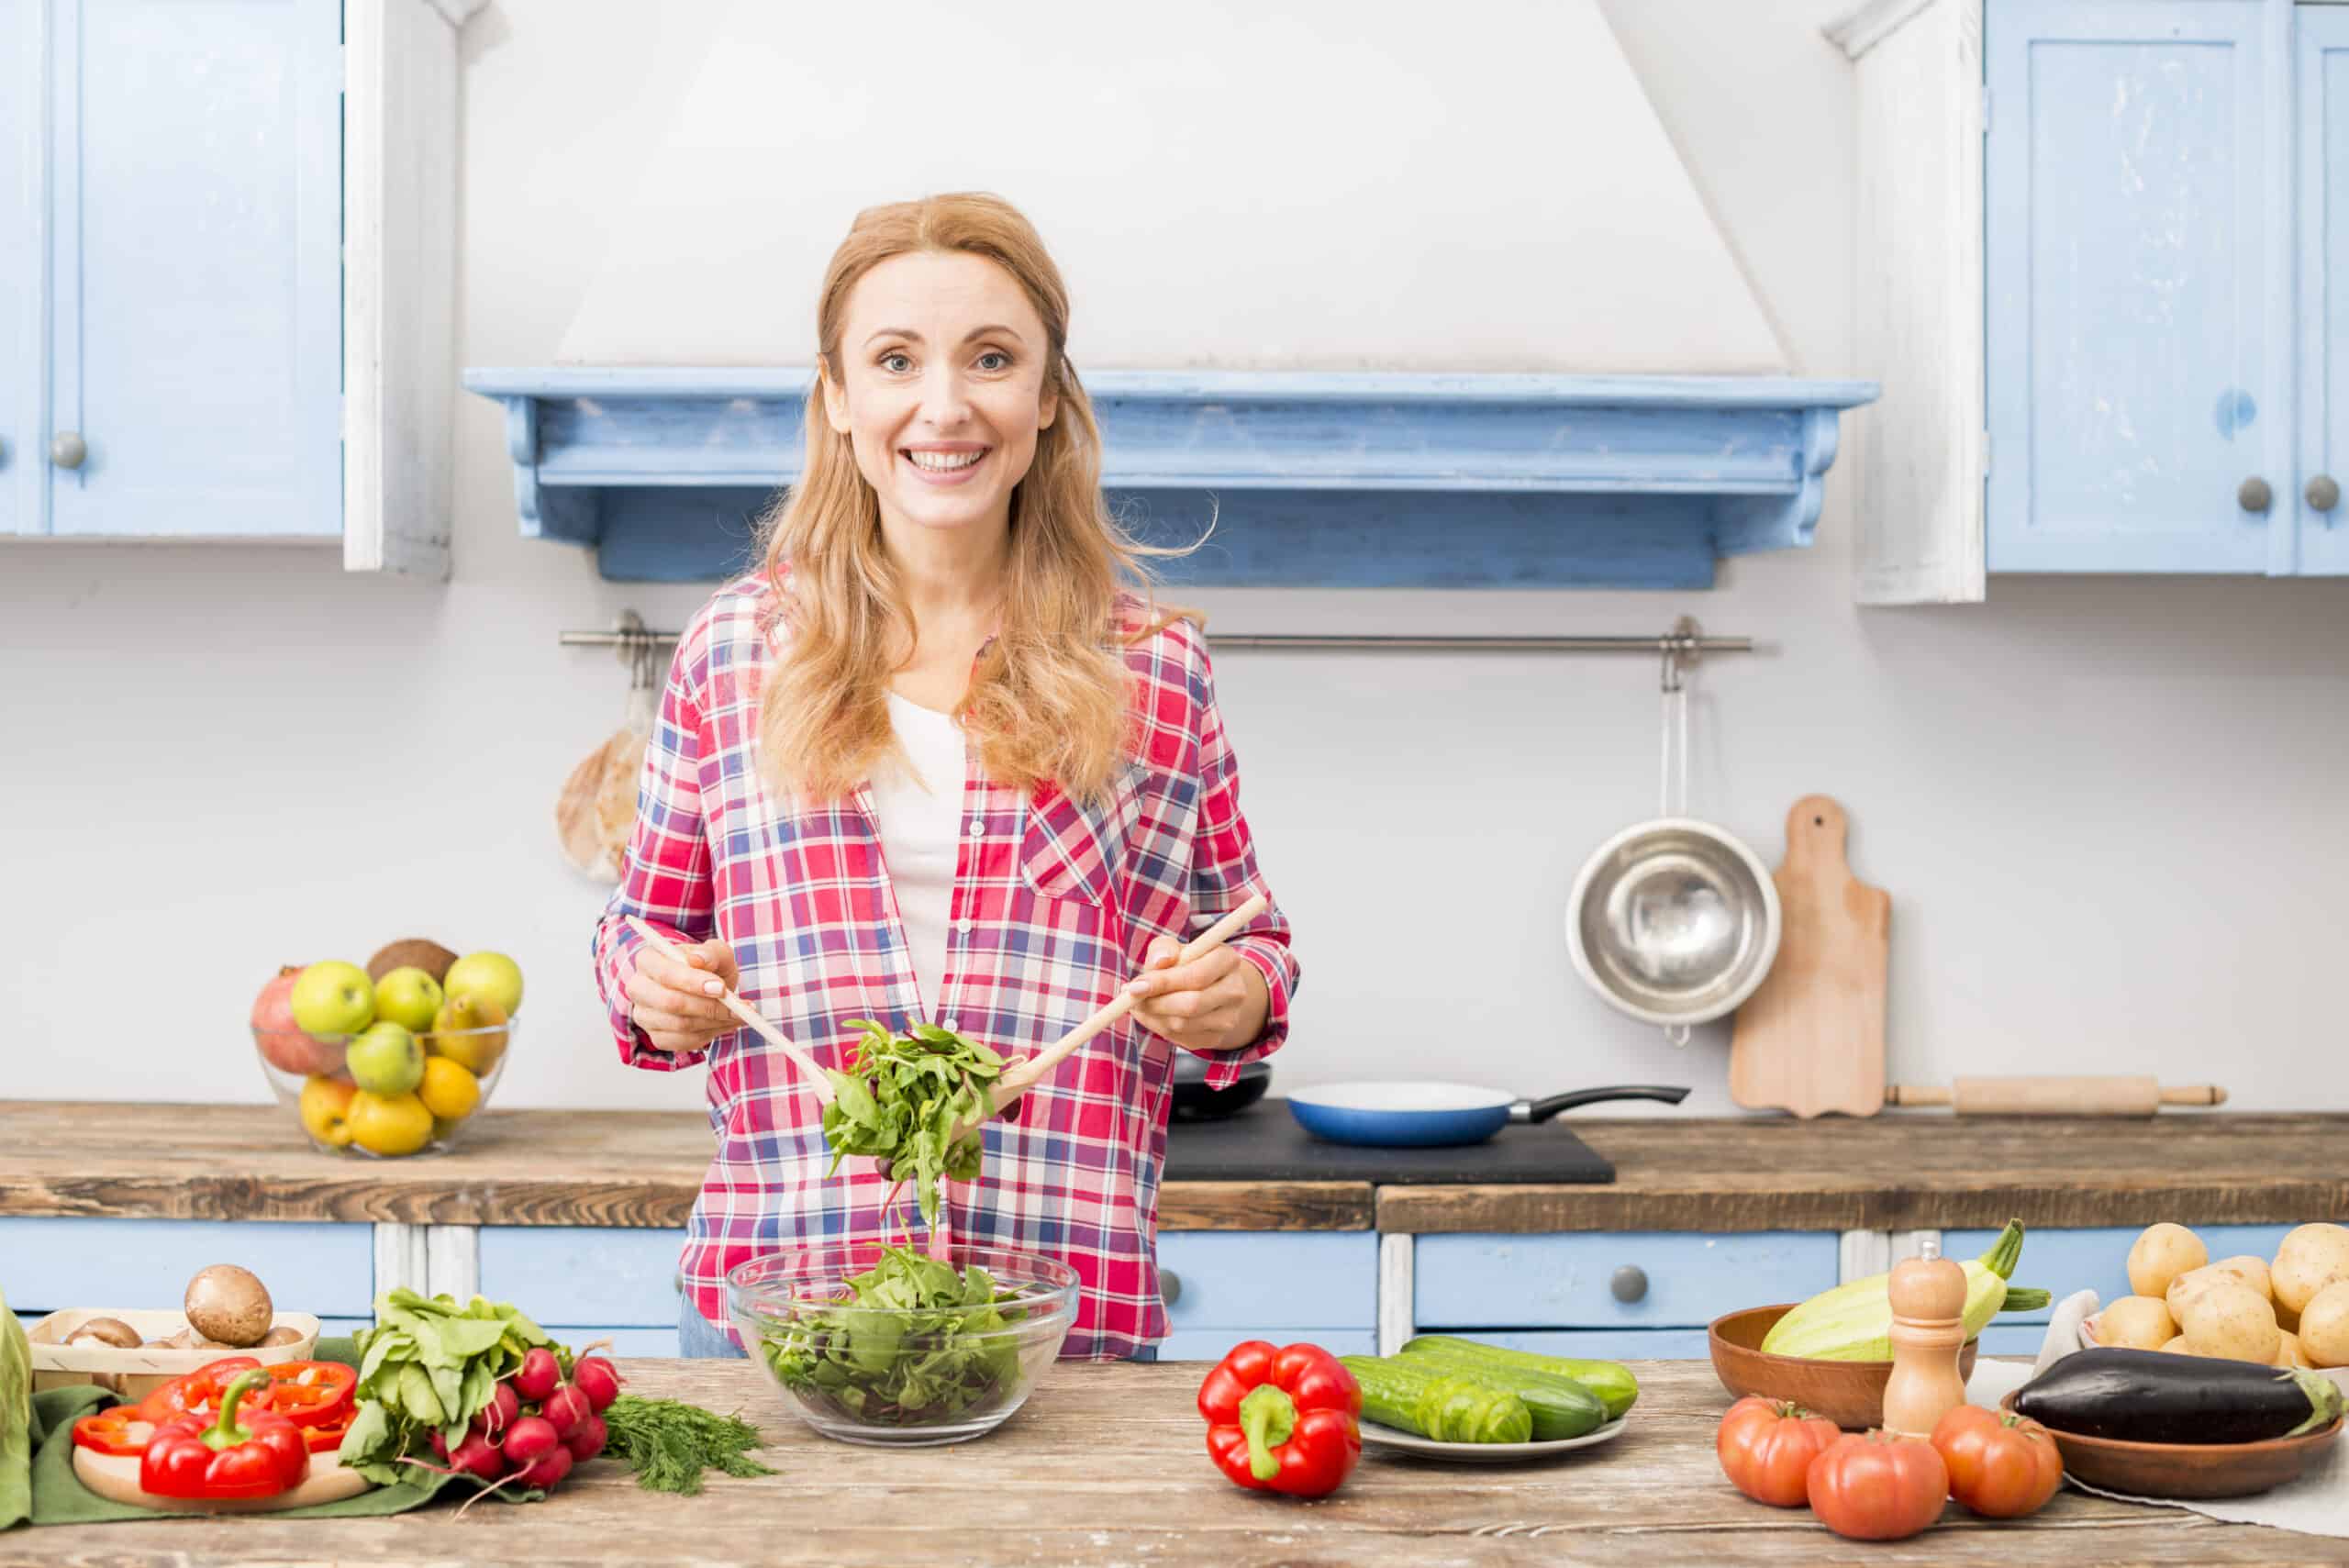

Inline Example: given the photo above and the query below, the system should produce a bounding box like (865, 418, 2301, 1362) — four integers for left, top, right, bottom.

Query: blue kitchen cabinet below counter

(0, 1216, 375, 1336)
(1152, 1231, 1379, 1361)
(1414, 1231, 1840, 1337)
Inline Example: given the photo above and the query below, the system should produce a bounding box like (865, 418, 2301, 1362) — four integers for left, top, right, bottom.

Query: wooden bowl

(1708, 1305, 1978, 1429)
(1998, 1391, 2342, 1499)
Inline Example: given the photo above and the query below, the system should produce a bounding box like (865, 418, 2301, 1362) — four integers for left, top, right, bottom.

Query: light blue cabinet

(1153, 1231, 1378, 1362)
(478, 1225, 685, 1360)
(0, 1, 37, 535)
(0, 1216, 375, 1337)
(2300, 5, 2349, 573)
(39, 0, 343, 540)
(1986, 0, 2291, 573)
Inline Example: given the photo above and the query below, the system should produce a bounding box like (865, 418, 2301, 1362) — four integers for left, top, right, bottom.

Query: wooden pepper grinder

(1881, 1239, 1969, 1437)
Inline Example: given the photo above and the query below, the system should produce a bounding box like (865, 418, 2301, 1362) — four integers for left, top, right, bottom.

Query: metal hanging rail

(560, 613, 1754, 686)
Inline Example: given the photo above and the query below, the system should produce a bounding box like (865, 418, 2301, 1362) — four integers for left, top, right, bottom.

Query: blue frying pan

(1286, 1082, 1690, 1148)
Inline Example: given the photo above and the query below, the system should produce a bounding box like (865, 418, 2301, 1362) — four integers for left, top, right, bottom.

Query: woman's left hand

(1125, 938, 1270, 1054)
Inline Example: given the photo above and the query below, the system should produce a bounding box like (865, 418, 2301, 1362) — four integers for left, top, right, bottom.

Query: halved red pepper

(139, 1370, 308, 1501)
(130, 1357, 264, 1425)
(1197, 1340, 1362, 1498)
(300, 1406, 355, 1453)
(132, 1358, 354, 1429)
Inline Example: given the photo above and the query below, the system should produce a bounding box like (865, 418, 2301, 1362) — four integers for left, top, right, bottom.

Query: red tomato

(1932, 1405, 2064, 1518)
(1805, 1430, 1949, 1541)
(1716, 1396, 1843, 1507)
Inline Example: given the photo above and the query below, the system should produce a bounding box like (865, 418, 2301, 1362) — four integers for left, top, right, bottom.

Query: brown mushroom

(258, 1324, 305, 1347)
(184, 1264, 274, 1348)
(62, 1316, 141, 1350)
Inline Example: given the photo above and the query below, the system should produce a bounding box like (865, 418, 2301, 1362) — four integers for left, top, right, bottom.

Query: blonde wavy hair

(753, 193, 1193, 807)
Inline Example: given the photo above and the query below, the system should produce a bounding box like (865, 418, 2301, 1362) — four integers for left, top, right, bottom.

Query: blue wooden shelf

(462, 369, 1878, 588)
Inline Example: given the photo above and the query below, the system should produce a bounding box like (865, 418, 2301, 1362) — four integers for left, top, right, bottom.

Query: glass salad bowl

(729, 1242, 1078, 1446)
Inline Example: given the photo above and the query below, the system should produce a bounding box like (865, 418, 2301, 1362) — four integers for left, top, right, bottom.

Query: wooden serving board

(73, 1446, 373, 1514)
(1729, 795, 1890, 1119)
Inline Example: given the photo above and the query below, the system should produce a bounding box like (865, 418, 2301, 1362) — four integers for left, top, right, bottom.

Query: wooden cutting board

(1730, 795, 1889, 1118)
(74, 1445, 372, 1513)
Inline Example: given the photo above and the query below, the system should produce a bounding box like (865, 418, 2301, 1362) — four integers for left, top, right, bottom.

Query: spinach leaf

(819, 1019, 1011, 1232)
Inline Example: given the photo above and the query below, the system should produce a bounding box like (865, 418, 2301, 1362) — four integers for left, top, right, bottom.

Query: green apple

(289, 961, 375, 1038)
(443, 951, 524, 1018)
(374, 966, 444, 1033)
(345, 1020, 425, 1096)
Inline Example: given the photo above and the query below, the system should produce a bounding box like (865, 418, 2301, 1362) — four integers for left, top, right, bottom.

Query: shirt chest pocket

(1019, 772, 1143, 906)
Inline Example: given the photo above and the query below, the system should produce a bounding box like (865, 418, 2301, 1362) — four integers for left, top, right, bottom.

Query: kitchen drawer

(1155, 1232, 1377, 1331)
(1415, 1231, 1837, 1330)
(478, 1227, 686, 1328)
(1426, 1328, 1715, 1361)
(1156, 1328, 1376, 1363)
(1943, 1224, 2298, 1325)
(0, 1218, 376, 1318)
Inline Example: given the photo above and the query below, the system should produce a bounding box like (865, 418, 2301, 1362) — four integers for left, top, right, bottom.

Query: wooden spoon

(623, 916, 835, 1105)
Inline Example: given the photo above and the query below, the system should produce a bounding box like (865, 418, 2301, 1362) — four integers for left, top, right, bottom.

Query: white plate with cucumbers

(1358, 1416, 1628, 1462)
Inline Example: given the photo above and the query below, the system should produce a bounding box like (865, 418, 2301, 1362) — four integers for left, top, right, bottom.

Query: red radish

(429, 1429, 451, 1462)
(500, 1415, 561, 1466)
(541, 1385, 592, 1438)
(571, 1355, 623, 1414)
(514, 1347, 561, 1404)
(450, 1431, 507, 1482)
(514, 1443, 573, 1491)
(470, 1380, 520, 1437)
(563, 1413, 607, 1462)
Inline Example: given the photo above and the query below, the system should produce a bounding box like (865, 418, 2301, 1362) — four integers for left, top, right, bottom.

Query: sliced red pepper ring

(72, 1408, 156, 1458)
(301, 1408, 355, 1453)
(263, 1362, 357, 1426)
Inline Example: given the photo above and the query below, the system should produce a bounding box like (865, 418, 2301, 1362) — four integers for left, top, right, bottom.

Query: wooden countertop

(4, 1101, 2343, 1234)
(22, 1358, 2340, 1567)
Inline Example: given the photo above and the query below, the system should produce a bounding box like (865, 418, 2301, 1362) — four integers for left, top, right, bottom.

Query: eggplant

(2013, 1347, 2346, 1446)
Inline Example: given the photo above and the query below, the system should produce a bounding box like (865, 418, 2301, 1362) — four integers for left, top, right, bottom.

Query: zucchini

(1339, 1356, 1533, 1444)
(2013, 1347, 2346, 1445)
(1399, 1336, 1639, 1420)
(1761, 1219, 2030, 1361)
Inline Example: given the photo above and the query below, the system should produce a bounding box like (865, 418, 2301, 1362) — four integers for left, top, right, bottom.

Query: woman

(594, 192, 1297, 1362)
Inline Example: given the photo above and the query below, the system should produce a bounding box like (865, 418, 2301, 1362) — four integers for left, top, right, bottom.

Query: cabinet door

(1153, 1231, 1379, 1360)
(1413, 1232, 1839, 1334)
(47, 0, 341, 539)
(2300, 3, 2349, 573)
(0, 0, 38, 534)
(1986, 0, 2290, 572)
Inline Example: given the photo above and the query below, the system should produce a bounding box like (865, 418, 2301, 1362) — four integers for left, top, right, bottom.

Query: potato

(2181, 1281, 2281, 1364)
(2157, 1334, 2195, 1353)
(2299, 1279, 2349, 1368)
(2099, 1295, 2176, 1351)
(2128, 1223, 2208, 1300)
(2277, 1300, 2301, 1335)
(2272, 1224, 2349, 1315)
(2166, 1264, 2232, 1323)
(2273, 1329, 2314, 1369)
(2208, 1254, 2273, 1301)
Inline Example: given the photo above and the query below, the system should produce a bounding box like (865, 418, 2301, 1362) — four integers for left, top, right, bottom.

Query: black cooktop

(1162, 1097, 1616, 1184)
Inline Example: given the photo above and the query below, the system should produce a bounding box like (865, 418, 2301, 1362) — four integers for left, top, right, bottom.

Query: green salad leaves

(339, 1289, 562, 1487)
(821, 1019, 1010, 1229)
(756, 1244, 1029, 1429)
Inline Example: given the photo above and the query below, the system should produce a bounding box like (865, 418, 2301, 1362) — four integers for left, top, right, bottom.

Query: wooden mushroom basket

(27, 1308, 323, 1401)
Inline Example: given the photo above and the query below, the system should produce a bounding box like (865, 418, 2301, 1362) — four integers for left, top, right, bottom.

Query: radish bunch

(428, 1346, 625, 1495)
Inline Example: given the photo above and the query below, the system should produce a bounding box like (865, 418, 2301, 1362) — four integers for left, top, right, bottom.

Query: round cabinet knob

(1158, 1268, 1183, 1307)
(50, 431, 87, 470)
(1609, 1264, 1649, 1304)
(2237, 476, 2273, 514)
(2310, 474, 2343, 514)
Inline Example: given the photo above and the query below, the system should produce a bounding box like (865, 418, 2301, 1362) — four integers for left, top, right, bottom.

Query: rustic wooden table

(11, 1359, 2342, 1567)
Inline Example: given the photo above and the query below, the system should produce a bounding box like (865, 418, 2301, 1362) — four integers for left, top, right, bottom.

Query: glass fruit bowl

(729, 1242, 1078, 1447)
(251, 1014, 516, 1158)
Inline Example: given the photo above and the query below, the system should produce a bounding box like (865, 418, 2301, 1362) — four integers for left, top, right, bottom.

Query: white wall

(5, 0, 2343, 1120)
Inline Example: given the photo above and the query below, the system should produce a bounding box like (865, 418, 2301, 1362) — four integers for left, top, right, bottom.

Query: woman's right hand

(624, 937, 742, 1054)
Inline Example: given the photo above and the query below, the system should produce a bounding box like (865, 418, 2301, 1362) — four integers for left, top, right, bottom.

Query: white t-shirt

(868, 692, 967, 1021)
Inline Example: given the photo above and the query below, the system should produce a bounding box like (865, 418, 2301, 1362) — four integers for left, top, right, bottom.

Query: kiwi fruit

(367, 939, 460, 984)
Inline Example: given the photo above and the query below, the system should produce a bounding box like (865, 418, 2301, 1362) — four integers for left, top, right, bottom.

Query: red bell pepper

(132, 1358, 354, 1429)
(71, 1408, 153, 1458)
(130, 1357, 264, 1425)
(1197, 1340, 1362, 1498)
(139, 1369, 309, 1501)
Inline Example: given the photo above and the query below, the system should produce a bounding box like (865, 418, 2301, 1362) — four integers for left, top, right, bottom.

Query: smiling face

(822, 249, 1058, 550)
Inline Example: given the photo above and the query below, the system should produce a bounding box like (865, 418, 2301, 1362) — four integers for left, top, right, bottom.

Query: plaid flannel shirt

(592, 572, 1298, 1358)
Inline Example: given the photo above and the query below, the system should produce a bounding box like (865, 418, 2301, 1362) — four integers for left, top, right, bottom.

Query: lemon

(298, 1075, 357, 1148)
(417, 1056, 481, 1122)
(347, 1090, 435, 1156)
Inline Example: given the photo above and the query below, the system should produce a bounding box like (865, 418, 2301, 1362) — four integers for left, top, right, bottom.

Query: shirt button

(941, 1018, 959, 1033)
(967, 818, 986, 838)
(956, 917, 974, 933)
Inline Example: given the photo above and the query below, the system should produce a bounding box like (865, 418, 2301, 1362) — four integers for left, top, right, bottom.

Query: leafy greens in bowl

(729, 1243, 1078, 1446)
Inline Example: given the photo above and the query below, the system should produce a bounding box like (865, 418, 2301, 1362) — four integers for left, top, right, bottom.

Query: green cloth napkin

(17, 1335, 457, 1527)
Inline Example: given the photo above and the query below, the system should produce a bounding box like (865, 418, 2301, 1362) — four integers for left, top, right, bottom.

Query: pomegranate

(252, 966, 340, 1076)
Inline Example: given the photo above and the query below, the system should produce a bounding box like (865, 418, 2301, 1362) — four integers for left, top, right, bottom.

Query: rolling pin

(1884, 1076, 2227, 1117)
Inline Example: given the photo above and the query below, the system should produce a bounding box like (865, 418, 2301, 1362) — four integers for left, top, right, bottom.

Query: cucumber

(1339, 1356, 1532, 1444)
(1358, 1345, 1606, 1438)
(1399, 1336, 1639, 1420)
